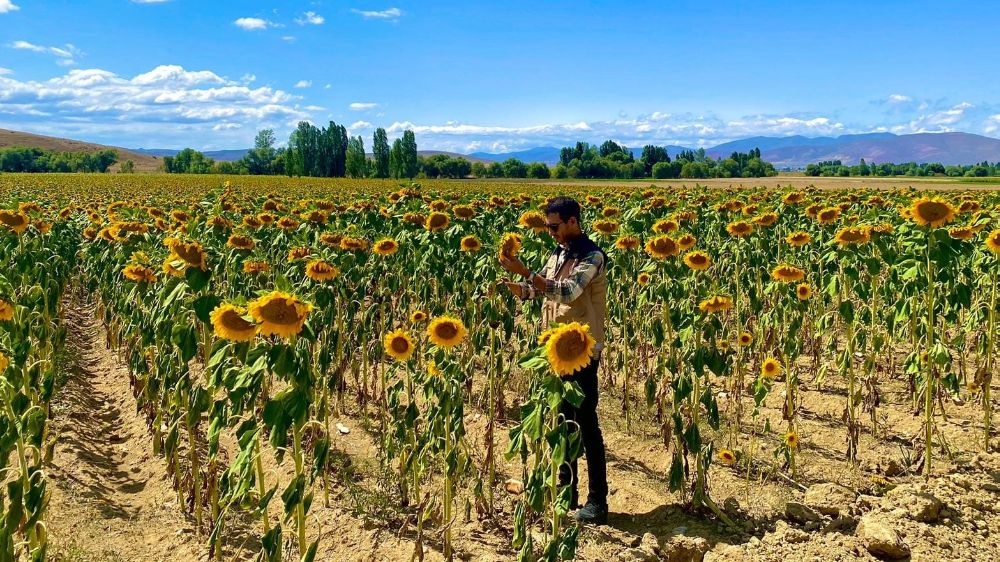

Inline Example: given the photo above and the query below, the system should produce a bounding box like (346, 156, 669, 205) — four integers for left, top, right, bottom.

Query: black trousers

(558, 355, 608, 506)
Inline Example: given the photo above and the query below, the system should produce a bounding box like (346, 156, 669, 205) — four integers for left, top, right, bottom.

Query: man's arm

(541, 250, 603, 304)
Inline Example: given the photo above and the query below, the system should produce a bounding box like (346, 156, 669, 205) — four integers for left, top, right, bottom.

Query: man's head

(544, 196, 583, 245)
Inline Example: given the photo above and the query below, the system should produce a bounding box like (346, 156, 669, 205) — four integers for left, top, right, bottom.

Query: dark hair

(544, 197, 581, 222)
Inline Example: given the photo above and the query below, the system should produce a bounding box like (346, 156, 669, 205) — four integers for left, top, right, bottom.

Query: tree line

(0, 146, 120, 173)
(805, 159, 1000, 178)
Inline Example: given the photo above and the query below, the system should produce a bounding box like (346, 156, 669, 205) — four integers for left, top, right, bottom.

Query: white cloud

(348, 120, 374, 131)
(887, 94, 912, 104)
(8, 40, 81, 65)
(0, 67, 12, 76)
(0, 64, 310, 148)
(351, 7, 402, 20)
(324, 84, 332, 90)
(240, 73, 256, 84)
(349, 102, 378, 111)
(281, 36, 296, 42)
(984, 114, 1000, 135)
(294, 80, 312, 88)
(234, 17, 272, 30)
(0, 0, 19, 14)
(295, 11, 324, 25)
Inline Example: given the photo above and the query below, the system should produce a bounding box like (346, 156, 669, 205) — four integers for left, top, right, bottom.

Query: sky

(1, 0, 999, 153)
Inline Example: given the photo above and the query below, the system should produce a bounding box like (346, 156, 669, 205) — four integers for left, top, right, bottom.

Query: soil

(44, 300, 1000, 561)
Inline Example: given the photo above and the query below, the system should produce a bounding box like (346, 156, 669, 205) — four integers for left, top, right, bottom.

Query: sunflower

(518, 211, 547, 233)
(796, 283, 812, 301)
(785, 231, 811, 247)
(602, 207, 621, 218)
(782, 191, 805, 205)
(752, 212, 778, 227)
(410, 310, 428, 323)
(453, 205, 476, 220)
(277, 216, 300, 230)
(593, 219, 619, 236)
(986, 229, 1000, 254)
(698, 295, 733, 313)
(162, 258, 185, 278)
(815, 207, 841, 225)
(0, 351, 7, 373)
(426, 316, 468, 348)
(305, 259, 340, 282)
(683, 251, 711, 271)
(227, 234, 256, 250)
(169, 240, 208, 270)
(637, 272, 651, 286)
(0, 299, 13, 321)
(287, 246, 311, 262)
(210, 304, 258, 342)
(737, 332, 752, 346)
(460, 235, 482, 253)
(248, 291, 312, 339)
(784, 431, 799, 448)
(426, 211, 450, 232)
(771, 264, 805, 283)
(340, 236, 369, 252)
(645, 235, 679, 260)
(545, 322, 596, 377)
(383, 329, 415, 361)
(614, 235, 640, 251)
(373, 238, 400, 256)
(498, 232, 523, 259)
(677, 233, 697, 250)
(761, 357, 782, 379)
(122, 264, 157, 284)
(726, 221, 753, 237)
(243, 215, 263, 229)
(0, 210, 30, 235)
(833, 227, 870, 246)
(243, 260, 271, 274)
(301, 210, 328, 224)
(652, 218, 679, 234)
(718, 449, 737, 466)
(909, 197, 956, 228)
(947, 226, 974, 241)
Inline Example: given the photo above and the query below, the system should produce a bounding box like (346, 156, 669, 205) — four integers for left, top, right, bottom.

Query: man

(499, 196, 610, 525)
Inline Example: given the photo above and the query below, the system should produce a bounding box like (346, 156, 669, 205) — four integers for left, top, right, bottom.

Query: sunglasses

(546, 222, 563, 232)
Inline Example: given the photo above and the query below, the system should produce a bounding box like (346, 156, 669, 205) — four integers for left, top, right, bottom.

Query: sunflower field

(0, 173, 998, 561)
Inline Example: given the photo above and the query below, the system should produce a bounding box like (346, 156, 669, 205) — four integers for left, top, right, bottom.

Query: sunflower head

(726, 221, 753, 237)
(761, 357, 782, 379)
(834, 227, 870, 246)
(683, 251, 711, 271)
(210, 304, 258, 342)
(698, 295, 733, 314)
(545, 322, 596, 377)
(305, 259, 339, 282)
(0, 299, 14, 321)
(771, 264, 806, 283)
(652, 218, 679, 234)
(796, 283, 812, 301)
(0, 351, 8, 373)
(947, 226, 974, 241)
(460, 235, 482, 253)
(374, 238, 400, 256)
(227, 234, 256, 250)
(0, 210, 31, 235)
(248, 291, 312, 339)
(909, 197, 956, 228)
(498, 232, 523, 259)
(614, 235, 640, 251)
(410, 310, 428, 323)
(784, 431, 799, 448)
(752, 212, 778, 227)
(426, 211, 451, 232)
(816, 207, 841, 225)
(169, 240, 208, 270)
(637, 272, 651, 286)
(453, 205, 476, 219)
(645, 235, 678, 260)
(786, 231, 811, 247)
(677, 233, 697, 250)
(986, 229, 1000, 254)
(426, 316, 468, 348)
(383, 329, 415, 361)
(718, 449, 737, 466)
(122, 264, 157, 284)
(518, 211, 547, 233)
(737, 332, 752, 346)
(592, 219, 619, 236)
(243, 260, 271, 274)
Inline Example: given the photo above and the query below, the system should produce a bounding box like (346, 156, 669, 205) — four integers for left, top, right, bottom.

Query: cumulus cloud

(9, 40, 81, 65)
(0, 67, 12, 76)
(0, 0, 19, 14)
(294, 80, 312, 88)
(234, 17, 273, 31)
(0, 64, 309, 148)
(887, 94, 912, 103)
(349, 102, 379, 111)
(295, 11, 324, 25)
(348, 120, 374, 131)
(351, 7, 401, 20)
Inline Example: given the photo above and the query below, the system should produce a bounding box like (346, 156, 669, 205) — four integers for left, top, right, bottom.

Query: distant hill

(753, 132, 1000, 168)
(0, 129, 162, 172)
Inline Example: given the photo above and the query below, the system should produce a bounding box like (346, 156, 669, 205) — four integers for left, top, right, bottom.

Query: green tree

(400, 130, 419, 178)
(372, 128, 390, 178)
(346, 135, 369, 178)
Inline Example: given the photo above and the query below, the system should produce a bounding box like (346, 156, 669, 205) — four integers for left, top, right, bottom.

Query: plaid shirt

(520, 245, 605, 303)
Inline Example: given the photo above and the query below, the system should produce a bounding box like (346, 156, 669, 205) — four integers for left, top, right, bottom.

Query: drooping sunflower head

(771, 263, 806, 283)
(210, 304, 258, 342)
(718, 449, 737, 466)
(518, 211, 547, 233)
(683, 251, 711, 271)
(834, 226, 871, 246)
(602, 206, 621, 218)
(169, 240, 208, 270)
(460, 235, 482, 253)
(373, 238, 400, 256)
(162, 258, 185, 278)
(761, 357, 782, 379)
(637, 272, 651, 286)
(592, 219, 619, 236)
(614, 235, 641, 251)
(909, 197, 956, 228)
(786, 231, 811, 247)
(947, 226, 974, 241)
(737, 332, 752, 346)
(0, 299, 14, 321)
(545, 322, 596, 377)
(122, 264, 158, 284)
(986, 229, 1000, 254)
(815, 207, 841, 225)
(0, 351, 7, 373)
(248, 291, 312, 339)
(645, 235, 678, 260)
(0, 210, 30, 235)
(752, 212, 778, 228)
(383, 329, 415, 362)
(796, 283, 812, 301)
(498, 232, 523, 259)
(339, 236, 369, 252)
(227, 234, 256, 251)
(453, 205, 476, 220)
(425, 211, 450, 232)
(243, 260, 271, 274)
(410, 310, 428, 324)
(277, 216, 300, 230)
(426, 315, 468, 348)
(698, 295, 733, 314)
(305, 259, 339, 282)
(652, 218, 679, 234)
(726, 221, 753, 238)
(782, 191, 805, 205)
(287, 246, 311, 262)
(677, 233, 697, 250)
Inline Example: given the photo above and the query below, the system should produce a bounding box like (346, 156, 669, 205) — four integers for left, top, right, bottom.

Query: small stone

(640, 532, 660, 555)
(856, 514, 911, 559)
(823, 514, 856, 533)
(627, 534, 642, 548)
(887, 486, 943, 522)
(784, 526, 810, 544)
(785, 501, 822, 523)
(336, 423, 350, 434)
(504, 479, 523, 495)
(662, 534, 709, 562)
(804, 482, 857, 516)
(804, 521, 821, 532)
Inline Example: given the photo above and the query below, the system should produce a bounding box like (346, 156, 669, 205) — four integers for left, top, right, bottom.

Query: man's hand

(499, 279, 525, 299)
(499, 255, 531, 278)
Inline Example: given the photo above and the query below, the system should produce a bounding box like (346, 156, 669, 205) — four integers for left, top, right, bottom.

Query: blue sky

(1, 0, 999, 152)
